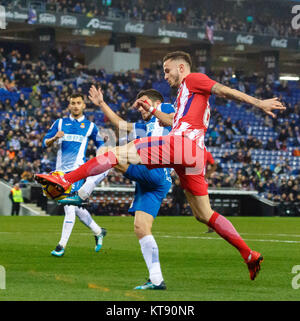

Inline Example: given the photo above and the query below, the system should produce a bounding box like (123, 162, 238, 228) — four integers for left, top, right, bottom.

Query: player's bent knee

(185, 192, 214, 224)
(127, 141, 141, 165)
(193, 209, 214, 224)
(134, 225, 147, 239)
(117, 142, 141, 165)
(134, 222, 152, 239)
(195, 216, 203, 223)
(134, 211, 154, 239)
(96, 146, 109, 156)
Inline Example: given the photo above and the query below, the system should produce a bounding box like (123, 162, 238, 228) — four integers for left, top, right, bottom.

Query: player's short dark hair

(163, 51, 192, 69)
(136, 89, 164, 103)
(68, 93, 84, 101)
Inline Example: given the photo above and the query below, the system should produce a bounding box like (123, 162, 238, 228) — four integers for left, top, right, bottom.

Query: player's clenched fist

(55, 131, 64, 139)
(132, 99, 151, 112)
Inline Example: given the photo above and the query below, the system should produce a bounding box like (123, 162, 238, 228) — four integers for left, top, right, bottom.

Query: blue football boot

(95, 228, 107, 252)
(51, 244, 65, 257)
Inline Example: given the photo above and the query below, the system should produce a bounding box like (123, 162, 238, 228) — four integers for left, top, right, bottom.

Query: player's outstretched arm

(88, 85, 133, 132)
(44, 131, 64, 147)
(211, 83, 286, 118)
(133, 99, 174, 126)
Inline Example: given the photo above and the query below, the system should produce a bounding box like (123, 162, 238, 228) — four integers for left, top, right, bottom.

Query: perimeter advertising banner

(3, 7, 300, 51)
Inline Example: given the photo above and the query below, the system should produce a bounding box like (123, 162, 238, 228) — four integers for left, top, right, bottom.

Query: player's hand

(55, 131, 64, 139)
(158, 119, 169, 127)
(257, 97, 286, 118)
(88, 85, 104, 106)
(132, 99, 151, 112)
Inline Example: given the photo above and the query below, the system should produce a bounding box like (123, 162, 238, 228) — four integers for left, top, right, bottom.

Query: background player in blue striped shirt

(60, 87, 174, 290)
(43, 93, 108, 256)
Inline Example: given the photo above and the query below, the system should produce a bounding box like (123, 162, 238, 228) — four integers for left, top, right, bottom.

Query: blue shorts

(124, 165, 172, 218)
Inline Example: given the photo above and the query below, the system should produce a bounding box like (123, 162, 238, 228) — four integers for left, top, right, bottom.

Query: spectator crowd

(0, 45, 299, 216)
(2, 0, 300, 38)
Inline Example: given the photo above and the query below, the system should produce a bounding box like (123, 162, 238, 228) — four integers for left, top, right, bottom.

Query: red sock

(208, 212, 251, 261)
(65, 151, 118, 184)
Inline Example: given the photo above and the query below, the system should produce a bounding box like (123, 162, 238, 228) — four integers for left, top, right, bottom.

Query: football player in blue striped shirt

(60, 87, 174, 290)
(43, 93, 108, 256)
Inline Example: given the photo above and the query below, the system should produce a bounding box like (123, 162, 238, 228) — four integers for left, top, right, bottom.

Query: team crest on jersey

(146, 122, 155, 133)
(80, 123, 85, 129)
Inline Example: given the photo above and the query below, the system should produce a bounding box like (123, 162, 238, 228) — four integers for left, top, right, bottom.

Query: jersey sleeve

(132, 122, 147, 139)
(206, 151, 215, 165)
(185, 73, 216, 95)
(160, 103, 175, 114)
(90, 123, 105, 149)
(42, 119, 59, 148)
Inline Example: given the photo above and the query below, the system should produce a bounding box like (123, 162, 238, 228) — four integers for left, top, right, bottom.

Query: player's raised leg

(184, 191, 263, 280)
(66, 141, 141, 182)
(35, 141, 141, 191)
(58, 146, 113, 205)
(34, 133, 177, 195)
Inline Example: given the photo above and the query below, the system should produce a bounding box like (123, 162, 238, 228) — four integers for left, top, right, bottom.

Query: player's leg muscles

(134, 211, 154, 239)
(114, 163, 130, 173)
(114, 141, 142, 165)
(96, 146, 130, 173)
(64, 141, 141, 184)
(96, 145, 130, 174)
(96, 146, 109, 156)
(185, 191, 253, 261)
(184, 191, 214, 224)
(94, 142, 141, 175)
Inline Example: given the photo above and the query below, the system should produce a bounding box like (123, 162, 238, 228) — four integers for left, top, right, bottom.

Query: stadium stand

(0, 43, 299, 216)
(2, 0, 299, 38)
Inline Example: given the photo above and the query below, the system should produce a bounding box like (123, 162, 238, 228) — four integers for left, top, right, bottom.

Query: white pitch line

(157, 235, 300, 244)
(241, 233, 300, 238)
(1, 231, 299, 244)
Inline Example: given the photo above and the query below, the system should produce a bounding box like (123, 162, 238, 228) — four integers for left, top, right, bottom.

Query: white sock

(139, 235, 163, 286)
(59, 205, 76, 248)
(78, 170, 110, 200)
(75, 206, 101, 236)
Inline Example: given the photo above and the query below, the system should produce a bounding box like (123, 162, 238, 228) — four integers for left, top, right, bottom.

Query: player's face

(137, 95, 152, 121)
(163, 59, 181, 88)
(68, 97, 86, 118)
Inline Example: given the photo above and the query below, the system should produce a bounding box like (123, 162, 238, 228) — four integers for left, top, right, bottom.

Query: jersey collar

(70, 115, 85, 122)
(179, 73, 192, 90)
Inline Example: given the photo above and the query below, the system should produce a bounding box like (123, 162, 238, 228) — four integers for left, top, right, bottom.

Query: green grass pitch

(0, 215, 299, 301)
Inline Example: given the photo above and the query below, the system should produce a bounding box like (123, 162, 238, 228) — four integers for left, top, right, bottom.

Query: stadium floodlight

(0, 5, 6, 30)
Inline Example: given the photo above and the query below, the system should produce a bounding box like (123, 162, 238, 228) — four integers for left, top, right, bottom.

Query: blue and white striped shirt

(132, 103, 174, 139)
(43, 115, 104, 172)
(131, 103, 175, 182)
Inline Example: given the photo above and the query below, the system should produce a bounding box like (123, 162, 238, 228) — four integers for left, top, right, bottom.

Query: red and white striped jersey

(171, 73, 216, 136)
